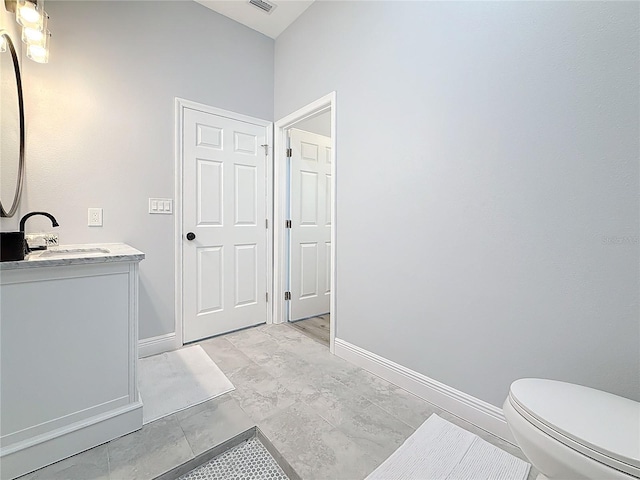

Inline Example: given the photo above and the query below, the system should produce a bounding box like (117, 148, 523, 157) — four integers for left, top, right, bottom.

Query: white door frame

(175, 97, 274, 348)
(274, 92, 337, 353)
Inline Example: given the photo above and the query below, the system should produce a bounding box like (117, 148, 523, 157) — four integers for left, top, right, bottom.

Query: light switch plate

(149, 198, 173, 214)
(88, 208, 103, 226)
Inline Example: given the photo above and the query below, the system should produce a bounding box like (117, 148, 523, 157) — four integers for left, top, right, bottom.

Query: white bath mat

(366, 414, 530, 480)
(139, 345, 234, 424)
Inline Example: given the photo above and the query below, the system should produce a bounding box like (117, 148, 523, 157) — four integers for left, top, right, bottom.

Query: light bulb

(22, 13, 47, 45)
(27, 44, 48, 63)
(23, 26, 44, 44)
(16, 0, 44, 30)
(19, 3, 39, 22)
(26, 29, 50, 63)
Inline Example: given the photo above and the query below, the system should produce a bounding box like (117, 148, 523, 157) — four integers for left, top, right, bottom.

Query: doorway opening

(287, 125, 331, 347)
(273, 93, 337, 353)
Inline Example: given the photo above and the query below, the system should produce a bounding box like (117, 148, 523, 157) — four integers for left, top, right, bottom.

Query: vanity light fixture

(6, 0, 51, 63)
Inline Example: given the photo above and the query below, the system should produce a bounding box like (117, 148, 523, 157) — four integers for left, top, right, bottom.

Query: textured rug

(366, 414, 530, 480)
(139, 345, 234, 424)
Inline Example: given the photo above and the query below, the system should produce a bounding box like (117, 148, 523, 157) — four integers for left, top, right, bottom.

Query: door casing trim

(273, 92, 337, 353)
(175, 98, 274, 348)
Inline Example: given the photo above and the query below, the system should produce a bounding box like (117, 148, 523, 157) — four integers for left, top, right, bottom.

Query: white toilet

(503, 378, 640, 479)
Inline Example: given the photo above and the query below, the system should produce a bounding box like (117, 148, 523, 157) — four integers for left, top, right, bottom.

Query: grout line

(330, 372, 425, 431)
(106, 441, 112, 480)
(174, 413, 198, 460)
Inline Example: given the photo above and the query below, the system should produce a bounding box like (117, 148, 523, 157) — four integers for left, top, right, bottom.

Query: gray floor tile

(247, 342, 338, 384)
(329, 402, 416, 462)
(336, 367, 438, 428)
(373, 385, 440, 429)
(175, 395, 255, 457)
(107, 415, 193, 480)
(297, 349, 362, 385)
(16, 444, 109, 480)
(223, 326, 276, 350)
(262, 323, 311, 341)
(283, 369, 356, 400)
(301, 376, 415, 462)
(239, 343, 300, 380)
(199, 335, 254, 376)
(264, 325, 329, 356)
(259, 402, 381, 480)
(300, 369, 366, 408)
(229, 363, 297, 422)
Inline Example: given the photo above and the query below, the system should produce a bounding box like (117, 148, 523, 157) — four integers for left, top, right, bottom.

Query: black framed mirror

(0, 31, 25, 217)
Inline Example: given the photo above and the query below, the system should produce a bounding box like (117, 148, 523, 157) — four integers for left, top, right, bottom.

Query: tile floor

(18, 323, 537, 480)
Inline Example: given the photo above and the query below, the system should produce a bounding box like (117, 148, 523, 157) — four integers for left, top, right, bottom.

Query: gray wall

(275, 1, 640, 406)
(1, 1, 274, 340)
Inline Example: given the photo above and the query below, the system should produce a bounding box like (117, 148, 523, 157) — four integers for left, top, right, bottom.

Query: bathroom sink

(32, 247, 111, 258)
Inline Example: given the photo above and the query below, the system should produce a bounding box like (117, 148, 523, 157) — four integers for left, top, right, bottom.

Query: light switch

(149, 198, 173, 215)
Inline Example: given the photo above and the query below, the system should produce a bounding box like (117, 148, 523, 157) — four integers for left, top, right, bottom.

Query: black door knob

(186, 232, 196, 241)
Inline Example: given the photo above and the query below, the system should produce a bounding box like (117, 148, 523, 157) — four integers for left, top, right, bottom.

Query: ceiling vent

(248, 0, 277, 15)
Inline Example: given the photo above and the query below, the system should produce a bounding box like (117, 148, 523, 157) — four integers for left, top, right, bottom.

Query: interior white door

(183, 108, 268, 343)
(289, 128, 331, 321)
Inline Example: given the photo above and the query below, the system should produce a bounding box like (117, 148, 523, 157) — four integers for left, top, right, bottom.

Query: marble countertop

(0, 243, 145, 270)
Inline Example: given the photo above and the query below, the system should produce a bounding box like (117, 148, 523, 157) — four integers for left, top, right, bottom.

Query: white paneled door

(289, 129, 331, 321)
(183, 108, 268, 343)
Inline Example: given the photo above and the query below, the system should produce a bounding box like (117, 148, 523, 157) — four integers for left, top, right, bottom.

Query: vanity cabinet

(0, 244, 144, 479)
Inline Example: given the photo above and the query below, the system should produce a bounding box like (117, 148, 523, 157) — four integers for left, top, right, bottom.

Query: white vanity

(0, 243, 144, 479)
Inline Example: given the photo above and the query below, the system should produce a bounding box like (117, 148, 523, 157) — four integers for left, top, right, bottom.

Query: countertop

(0, 243, 145, 270)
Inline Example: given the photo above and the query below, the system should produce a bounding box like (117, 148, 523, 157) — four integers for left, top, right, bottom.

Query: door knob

(186, 232, 196, 241)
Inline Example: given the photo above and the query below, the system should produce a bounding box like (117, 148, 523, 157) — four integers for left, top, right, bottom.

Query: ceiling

(194, 0, 315, 39)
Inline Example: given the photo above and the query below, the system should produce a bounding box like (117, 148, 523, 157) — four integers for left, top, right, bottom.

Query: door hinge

(285, 219, 292, 229)
(261, 144, 269, 155)
(286, 148, 292, 157)
(266, 292, 269, 302)
(265, 218, 269, 229)
(285, 291, 291, 301)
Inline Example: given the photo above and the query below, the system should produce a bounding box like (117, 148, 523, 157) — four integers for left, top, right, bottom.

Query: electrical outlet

(88, 208, 103, 227)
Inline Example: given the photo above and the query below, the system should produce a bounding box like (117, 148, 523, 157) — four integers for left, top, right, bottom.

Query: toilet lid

(509, 379, 640, 476)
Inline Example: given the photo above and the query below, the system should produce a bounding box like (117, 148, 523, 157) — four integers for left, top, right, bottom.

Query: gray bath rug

(139, 345, 234, 424)
(366, 414, 531, 480)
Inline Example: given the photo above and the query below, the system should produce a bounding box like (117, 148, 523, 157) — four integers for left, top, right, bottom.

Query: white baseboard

(138, 332, 177, 358)
(334, 338, 516, 444)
